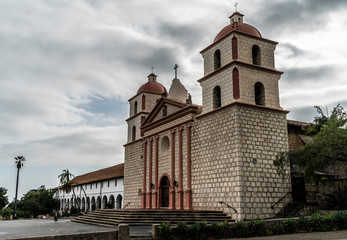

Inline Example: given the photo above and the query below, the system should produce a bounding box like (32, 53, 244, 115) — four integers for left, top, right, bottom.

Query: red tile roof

(54, 164, 124, 189)
(287, 120, 309, 127)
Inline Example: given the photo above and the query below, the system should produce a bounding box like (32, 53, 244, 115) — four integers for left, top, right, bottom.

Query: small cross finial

(151, 66, 154, 73)
(234, 2, 238, 12)
(174, 64, 178, 79)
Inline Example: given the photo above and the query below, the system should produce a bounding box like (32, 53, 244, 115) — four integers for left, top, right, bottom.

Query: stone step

(73, 209, 230, 226)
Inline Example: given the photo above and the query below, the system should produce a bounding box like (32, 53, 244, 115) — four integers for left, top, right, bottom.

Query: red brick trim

(169, 129, 176, 210)
(153, 135, 159, 209)
(233, 67, 240, 100)
(185, 123, 192, 210)
(232, 37, 238, 60)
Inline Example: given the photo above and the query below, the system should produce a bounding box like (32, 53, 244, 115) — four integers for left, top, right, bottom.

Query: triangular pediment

(142, 98, 190, 127)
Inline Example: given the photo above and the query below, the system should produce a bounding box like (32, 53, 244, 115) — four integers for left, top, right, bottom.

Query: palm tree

(14, 156, 26, 218)
(58, 169, 78, 210)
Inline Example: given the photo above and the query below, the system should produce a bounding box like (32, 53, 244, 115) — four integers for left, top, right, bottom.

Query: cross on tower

(151, 66, 154, 73)
(174, 64, 178, 79)
(234, 2, 238, 12)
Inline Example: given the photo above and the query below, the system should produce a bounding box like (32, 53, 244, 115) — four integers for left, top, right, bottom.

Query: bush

(325, 187, 347, 210)
(0, 207, 13, 220)
(156, 212, 347, 239)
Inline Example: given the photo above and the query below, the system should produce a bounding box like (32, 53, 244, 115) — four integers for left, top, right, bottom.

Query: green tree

(276, 104, 347, 179)
(58, 169, 79, 210)
(9, 185, 56, 218)
(0, 187, 9, 210)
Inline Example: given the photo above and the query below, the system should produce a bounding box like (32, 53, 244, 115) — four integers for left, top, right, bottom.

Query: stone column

(141, 139, 147, 209)
(118, 224, 130, 240)
(185, 123, 192, 210)
(177, 126, 184, 210)
(169, 129, 176, 210)
(147, 137, 153, 209)
(153, 135, 159, 209)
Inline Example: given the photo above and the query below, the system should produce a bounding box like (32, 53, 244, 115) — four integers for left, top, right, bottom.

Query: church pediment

(141, 98, 199, 130)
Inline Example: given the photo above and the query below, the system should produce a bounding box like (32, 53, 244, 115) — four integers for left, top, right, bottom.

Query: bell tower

(198, 12, 283, 114)
(192, 12, 291, 220)
(126, 73, 166, 143)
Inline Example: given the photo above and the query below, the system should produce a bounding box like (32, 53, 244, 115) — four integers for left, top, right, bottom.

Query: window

(254, 82, 265, 105)
(163, 105, 167, 116)
(85, 184, 87, 190)
(132, 126, 136, 141)
(213, 86, 221, 109)
(96, 183, 98, 189)
(232, 37, 238, 60)
(214, 49, 221, 70)
(134, 101, 138, 115)
(90, 184, 92, 189)
(161, 136, 170, 154)
(232, 68, 240, 100)
(108, 180, 110, 187)
(252, 45, 261, 65)
(101, 182, 103, 188)
(115, 178, 117, 186)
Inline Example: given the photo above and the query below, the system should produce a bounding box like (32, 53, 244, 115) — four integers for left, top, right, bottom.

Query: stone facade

(124, 11, 292, 220)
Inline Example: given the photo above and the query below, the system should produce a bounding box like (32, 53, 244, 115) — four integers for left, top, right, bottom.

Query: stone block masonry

(192, 103, 291, 220)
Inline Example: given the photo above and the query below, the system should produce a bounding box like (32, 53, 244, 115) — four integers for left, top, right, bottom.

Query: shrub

(325, 187, 347, 210)
(0, 207, 13, 220)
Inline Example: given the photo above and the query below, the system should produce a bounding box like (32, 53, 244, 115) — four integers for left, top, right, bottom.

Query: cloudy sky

(1, 0, 347, 201)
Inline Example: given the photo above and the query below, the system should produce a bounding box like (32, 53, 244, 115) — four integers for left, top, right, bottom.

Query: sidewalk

(0, 219, 346, 240)
(228, 230, 347, 240)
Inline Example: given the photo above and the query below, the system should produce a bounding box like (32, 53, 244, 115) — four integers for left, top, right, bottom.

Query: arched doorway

(102, 196, 107, 209)
(97, 196, 101, 209)
(87, 197, 90, 211)
(116, 194, 122, 209)
(160, 176, 170, 208)
(109, 195, 115, 209)
(91, 197, 96, 211)
(82, 197, 85, 212)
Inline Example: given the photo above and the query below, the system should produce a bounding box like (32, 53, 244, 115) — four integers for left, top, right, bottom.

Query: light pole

(14, 156, 26, 219)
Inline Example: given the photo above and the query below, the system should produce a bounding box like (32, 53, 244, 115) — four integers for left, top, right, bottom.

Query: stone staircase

(274, 202, 305, 218)
(72, 209, 231, 227)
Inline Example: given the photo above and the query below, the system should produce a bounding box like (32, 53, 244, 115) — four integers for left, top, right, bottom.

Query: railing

(271, 191, 292, 209)
(122, 202, 131, 209)
(218, 201, 237, 213)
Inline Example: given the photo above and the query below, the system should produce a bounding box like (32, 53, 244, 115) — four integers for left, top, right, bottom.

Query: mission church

(123, 11, 293, 221)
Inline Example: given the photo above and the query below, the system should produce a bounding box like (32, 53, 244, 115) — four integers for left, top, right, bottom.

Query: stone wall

(192, 103, 291, 220)
(124, 140, 142, 208)
(306, 179, 347, 209)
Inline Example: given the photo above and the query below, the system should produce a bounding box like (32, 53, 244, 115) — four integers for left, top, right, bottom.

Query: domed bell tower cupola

(198, 12, 283, 114)
(126, 73, 166, 143)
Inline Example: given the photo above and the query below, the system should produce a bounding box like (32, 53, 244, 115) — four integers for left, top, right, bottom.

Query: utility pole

(14, 156, 26, 219)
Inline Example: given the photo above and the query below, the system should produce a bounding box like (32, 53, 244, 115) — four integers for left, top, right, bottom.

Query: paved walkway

(0, 219, 346, 240)
(0, 219, 115, 239)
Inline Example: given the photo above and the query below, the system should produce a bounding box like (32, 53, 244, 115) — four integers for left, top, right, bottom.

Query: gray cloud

(282, 65, 338, 83)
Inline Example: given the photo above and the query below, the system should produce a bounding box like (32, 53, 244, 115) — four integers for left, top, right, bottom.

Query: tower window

(254, 82, 265, 105)
(161, 136, 170, 154)
(213, 86, 221, 109)
(214, 49, 221, 70)
(132, 126, 136, 141)
(252, 45, 261, 65)
(232, 37, 238, 60)
(134, 101, 138, 115)
(163, 105, 167, 116)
